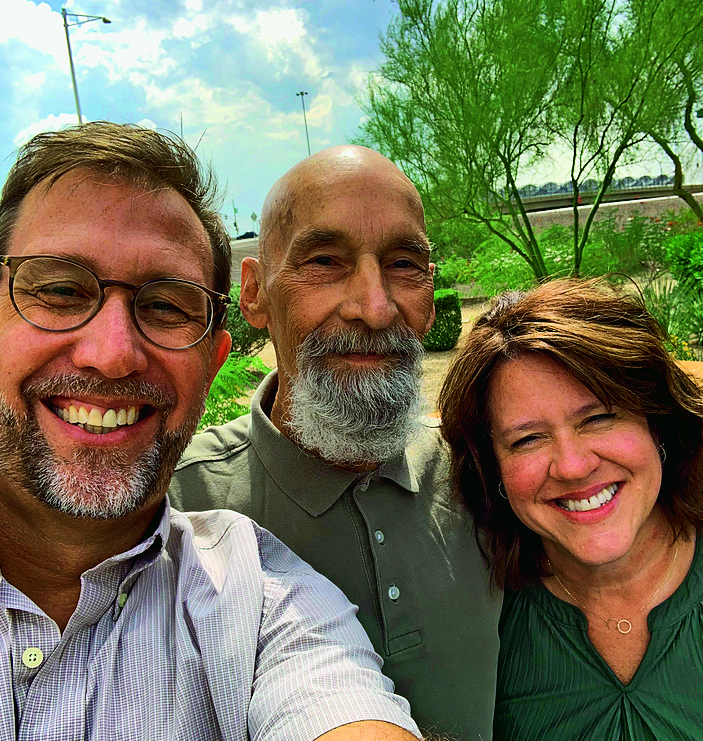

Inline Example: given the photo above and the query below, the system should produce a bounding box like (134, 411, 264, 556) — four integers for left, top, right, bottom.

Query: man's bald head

(239, 143, 434, 467)
(258, 145, 425, 270)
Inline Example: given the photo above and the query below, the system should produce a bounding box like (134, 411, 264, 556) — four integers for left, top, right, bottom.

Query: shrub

(433, 255, 472, 289)
(423, 289, 462, 351)
(586, 212, 667, 276)
(198, 353, 270, 430)
(426, 216, 484, 262)
(465, 235, 536, 295)
(664, 230, 703, 284)
(640, 275, 702, 360)
(226, 284, 269, 356)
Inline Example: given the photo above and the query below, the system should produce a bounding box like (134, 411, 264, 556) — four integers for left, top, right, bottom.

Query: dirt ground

(252, 303, 488, 413)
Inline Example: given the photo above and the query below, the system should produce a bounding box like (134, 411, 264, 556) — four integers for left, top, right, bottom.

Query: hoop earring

(498, 481, 508, 500)
(659, 444, 667, 463)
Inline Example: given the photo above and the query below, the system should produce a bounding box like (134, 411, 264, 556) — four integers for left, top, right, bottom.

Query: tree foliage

(357, 0, 703, 279)
(627, 0, 703, 222)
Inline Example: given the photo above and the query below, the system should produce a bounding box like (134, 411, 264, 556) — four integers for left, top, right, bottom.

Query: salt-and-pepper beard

(286, 325, 425, 467)
(0, 374, 205, 519)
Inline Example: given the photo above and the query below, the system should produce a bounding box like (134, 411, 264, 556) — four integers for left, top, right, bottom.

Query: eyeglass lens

(11, 257, 213, 349)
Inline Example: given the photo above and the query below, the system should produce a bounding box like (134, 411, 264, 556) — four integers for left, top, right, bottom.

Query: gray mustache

(299, 325, 425, 360)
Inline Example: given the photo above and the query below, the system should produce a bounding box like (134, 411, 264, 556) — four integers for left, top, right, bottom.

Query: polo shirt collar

(248, 370, 420, 517)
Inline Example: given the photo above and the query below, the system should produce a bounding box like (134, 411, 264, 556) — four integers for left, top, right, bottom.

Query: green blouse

(496, 536, 703, 740)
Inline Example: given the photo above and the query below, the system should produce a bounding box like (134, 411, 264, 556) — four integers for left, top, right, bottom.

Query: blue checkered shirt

(0, 502, 419, 740)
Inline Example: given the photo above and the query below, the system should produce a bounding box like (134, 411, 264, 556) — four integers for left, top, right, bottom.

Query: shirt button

(22, 648, 44, 668)
(388, 584, 400, 601)
(117, 593, 128, 609)
(374, 530, 385, 544)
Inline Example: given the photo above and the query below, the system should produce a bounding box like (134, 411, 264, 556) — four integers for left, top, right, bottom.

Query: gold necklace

(547, 544, 678, 635)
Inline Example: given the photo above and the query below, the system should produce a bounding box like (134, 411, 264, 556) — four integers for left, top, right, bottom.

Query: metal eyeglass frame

(0, 254, 231, 350)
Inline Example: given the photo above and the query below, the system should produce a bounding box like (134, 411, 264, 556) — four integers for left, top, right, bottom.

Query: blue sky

(1, 0, 398, 234)
(2, 0, 700, 237)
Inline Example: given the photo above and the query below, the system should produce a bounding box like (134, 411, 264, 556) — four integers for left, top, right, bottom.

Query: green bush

(463, 214, 672, 295)
(198, 353, 270, 430)
(640, 276, 702, 361)
(664, 230, 703, 284)
(226, 284, 269, 356)
(585, 213, 668, 276)
(433, 255, 472, 289)
(426, 216, 484, 262)
(465, 235, 536, 294)
(423, 289, 462, 351)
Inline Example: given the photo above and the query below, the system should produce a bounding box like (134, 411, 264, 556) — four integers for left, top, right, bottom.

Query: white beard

(286, 325, 425, 466)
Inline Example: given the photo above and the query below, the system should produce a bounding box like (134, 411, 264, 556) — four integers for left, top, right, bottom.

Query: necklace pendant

(605, 619, 620, 631)
(616, 619, 632, 634)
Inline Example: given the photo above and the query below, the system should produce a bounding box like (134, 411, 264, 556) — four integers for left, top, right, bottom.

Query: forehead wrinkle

(259, 146, 426, 272)
(14, 173, 214, 287)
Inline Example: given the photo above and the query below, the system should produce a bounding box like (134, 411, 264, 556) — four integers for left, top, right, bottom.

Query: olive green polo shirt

(170, 371, 501, 740)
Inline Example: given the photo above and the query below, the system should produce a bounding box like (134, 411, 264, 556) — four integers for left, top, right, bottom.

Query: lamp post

(61, 8, 111, 123)
(296, 90, 311, 156)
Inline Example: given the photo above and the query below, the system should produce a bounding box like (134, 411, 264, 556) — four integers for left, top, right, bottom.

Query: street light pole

(296, 90, 311, 156)
(61, 8, 111, 124)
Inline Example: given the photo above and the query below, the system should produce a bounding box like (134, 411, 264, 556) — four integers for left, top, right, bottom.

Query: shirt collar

(0, 499, 171, 627)
(248, 370, 420, 517)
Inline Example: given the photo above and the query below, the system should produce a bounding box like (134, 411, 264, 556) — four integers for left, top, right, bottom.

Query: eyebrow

(497, 400, 607, 438)
(387, 235, 432, 256)
(288, 228, 431, 257)
(288, 228, 344, 254)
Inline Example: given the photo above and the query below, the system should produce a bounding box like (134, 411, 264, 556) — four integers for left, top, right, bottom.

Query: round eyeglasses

(0, 255, 231, 350)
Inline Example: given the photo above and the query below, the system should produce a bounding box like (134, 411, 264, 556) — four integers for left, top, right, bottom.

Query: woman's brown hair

(439, 278, 703, 590)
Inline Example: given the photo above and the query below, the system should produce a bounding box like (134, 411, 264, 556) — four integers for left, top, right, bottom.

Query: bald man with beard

(170, 146, 502, 740)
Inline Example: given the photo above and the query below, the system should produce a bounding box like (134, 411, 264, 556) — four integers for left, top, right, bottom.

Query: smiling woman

(438, 278, 703, 740)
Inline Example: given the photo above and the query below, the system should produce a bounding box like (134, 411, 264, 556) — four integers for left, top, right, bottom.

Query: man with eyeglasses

(0, 122, 420, 740)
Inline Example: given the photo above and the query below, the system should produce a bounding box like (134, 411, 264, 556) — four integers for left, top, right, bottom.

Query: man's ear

(240, 257, 269, 329)
(424, 263, 436, 335)
(424, 301, 436, 336)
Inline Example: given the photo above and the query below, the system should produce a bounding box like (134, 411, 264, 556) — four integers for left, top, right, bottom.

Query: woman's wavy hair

(439, 278, 703, 590)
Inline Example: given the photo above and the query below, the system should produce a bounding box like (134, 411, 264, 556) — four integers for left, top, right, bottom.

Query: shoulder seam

(175, 439, 252, 469)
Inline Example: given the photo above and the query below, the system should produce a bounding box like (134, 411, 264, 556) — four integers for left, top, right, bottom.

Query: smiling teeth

(53, 404, 139, 435)
(559, 484, 618, 512)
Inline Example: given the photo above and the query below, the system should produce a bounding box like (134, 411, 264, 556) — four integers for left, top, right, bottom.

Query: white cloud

(0, 0, 68, 70)
(12, 71, 47, 105)
(21, 72, 46, 91)
(226, 7, 325, 80)
(265, 129, 298, 141)
(13, 113, 82, 147)
(143, 76, 268, 130)
(135, 118, 158, 130)
(173, 14, 209, 40)
(347, 64, 371, 95)
(76, 20, 174, 83)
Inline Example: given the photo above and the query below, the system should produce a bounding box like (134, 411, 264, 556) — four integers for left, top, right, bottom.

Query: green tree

(357, 0, 703, 279)
(633, 0, 703, 222)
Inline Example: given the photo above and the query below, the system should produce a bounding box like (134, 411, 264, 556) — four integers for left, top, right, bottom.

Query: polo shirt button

(388, 584, 400, 601)
(374, 530, 385, 544)
(22, 648, 44, 668)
